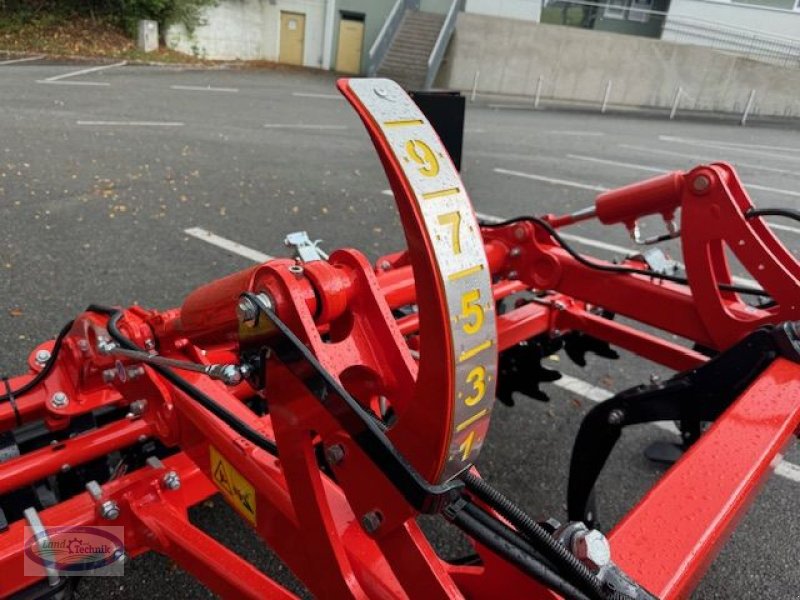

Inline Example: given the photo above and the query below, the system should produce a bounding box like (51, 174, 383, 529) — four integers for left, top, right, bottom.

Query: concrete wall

(436, 13, 800, 117)
(166, 0, 327, 66)
(466, 0, 542, 22)
(663, 0, 800, 42)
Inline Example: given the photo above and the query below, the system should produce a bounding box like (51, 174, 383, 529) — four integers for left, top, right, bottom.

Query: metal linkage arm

(567, 322, 800, 526)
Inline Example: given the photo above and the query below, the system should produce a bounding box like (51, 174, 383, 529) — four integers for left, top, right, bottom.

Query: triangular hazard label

(213, 460, 233, 494)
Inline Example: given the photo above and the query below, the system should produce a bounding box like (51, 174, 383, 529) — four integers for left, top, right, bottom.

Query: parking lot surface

(2, 59, 800, 599)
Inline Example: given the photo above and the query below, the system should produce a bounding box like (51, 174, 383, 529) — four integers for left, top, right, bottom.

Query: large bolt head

(237, 297, 258, 327)
(100, 500, 120, 521)
(162, 471, 181, 491)
(572, 529, 611, 572)
(50, 392, 69, 409)
(35, 349, 51, 364)
(361, 511, 383, 534)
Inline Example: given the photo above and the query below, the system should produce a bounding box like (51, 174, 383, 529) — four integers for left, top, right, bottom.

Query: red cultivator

(2, 78, 800, 600)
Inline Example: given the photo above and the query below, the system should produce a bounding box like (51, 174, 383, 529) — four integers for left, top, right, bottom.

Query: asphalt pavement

(1, 57, 800, 599)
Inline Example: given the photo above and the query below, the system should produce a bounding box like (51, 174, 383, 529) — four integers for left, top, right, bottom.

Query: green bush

(0, 0, 218, 35)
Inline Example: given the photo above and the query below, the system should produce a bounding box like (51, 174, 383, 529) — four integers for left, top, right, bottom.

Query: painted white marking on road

(36, 80, 110, 87)
(184, 228, 273, 262)
(619, 144, 797, 176)
(465, 128, 486, 134)
(549, 131, 605, 137)
(567, 154, 665, 174)
(0, 55, 45, 65)
(554, 373, 800, 482)
(659, 135, 800, 164)
(291, 92, 342, 100)
(570, 154, 800, 199)
(76, 121, 185, 127)
(263, 123, 348, 130)
(685, 138, 800, 154)
(494, 168, 610, 192)
(487, 104, 534, 110)
(43, 60, 126, 82)
(186, 221, 799, 483)
(171, 84, 239, 93)
(381, 189, 394, 196)
(766, 222, 800, 235)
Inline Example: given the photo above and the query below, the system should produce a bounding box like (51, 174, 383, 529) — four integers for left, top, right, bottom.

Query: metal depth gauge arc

(338, 78, 498, 483)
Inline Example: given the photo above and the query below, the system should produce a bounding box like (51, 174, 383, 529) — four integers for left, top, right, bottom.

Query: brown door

(279, 12, 305, 66)
(335, 18, 364, 75)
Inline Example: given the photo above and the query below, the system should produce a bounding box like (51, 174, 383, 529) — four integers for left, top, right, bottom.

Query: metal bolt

(137, 435, 149, 444)
(100, 500, 120, 521)
(102, 368, 117, 383)
(86, 480, 103, 500)
(126, 366, 145, 380)
(237, 297, 258, 327)
(162, 471, 181, 491)
(692, 174, 710, 193)
(649, 374, 662, 385)
(129, 399, 147, 416)
(361, 510, 383, 534)
(553, 301, 566, 311)
(607, 409, 625, 425)
(379, 260, 392, 271)
(97, 339, 115, 355)
(572, 529, 611, 572)
(325, 444, 345, 465)
(60, 463, 71, 473)
(144, 339, 156, 351)
(35, 349, 51, 364)
(288, 264, 304, 276)
(507, 270, 518, 279)
(510, 247, 522, 258)
(50, 392, 69, 409)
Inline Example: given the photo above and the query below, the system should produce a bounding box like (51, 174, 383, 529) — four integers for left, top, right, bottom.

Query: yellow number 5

(405, 139, 439, 177)
(460, 289, 484, 335)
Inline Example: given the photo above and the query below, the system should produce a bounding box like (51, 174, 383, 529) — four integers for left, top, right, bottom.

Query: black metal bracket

(243, 293, 463, 514)
(567, 322, 800, 527)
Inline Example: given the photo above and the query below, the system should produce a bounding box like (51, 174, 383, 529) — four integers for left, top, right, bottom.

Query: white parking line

(549, 131, 604, 137)
(569, 154, 800, 199)
(182, 224, 800, 483)
(494, 168, 610, 192)
(684, 138, 800, 154)
(171, 85, 239, 93)
(41, 60, 126, 82)
(77, 121, 185, 127)
(659, 135, 800, 164)
(619, 144, 797, 177)
(0, 55, 45, 65)
(291, 92, 342, 100)
(36, 80, 110, 87)
(263, 124, 348, 130)
(184, 227, 273, 262)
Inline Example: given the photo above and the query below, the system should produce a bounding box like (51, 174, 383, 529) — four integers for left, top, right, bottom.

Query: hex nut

(572, 529, 611, 572)
(100, 500, 120, 521)
(361, 511, 383, 534)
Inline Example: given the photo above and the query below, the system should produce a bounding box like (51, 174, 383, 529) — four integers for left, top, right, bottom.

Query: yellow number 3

(405, 139, 439, 177)
(465, 365, 486, 406)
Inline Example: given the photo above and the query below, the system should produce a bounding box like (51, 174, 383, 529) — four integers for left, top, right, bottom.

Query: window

(629, 0, 653, 22)
(603, 0, 628, 19)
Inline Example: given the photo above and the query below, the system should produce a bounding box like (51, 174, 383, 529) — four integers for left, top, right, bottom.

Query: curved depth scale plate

(340, 78, 498, 482)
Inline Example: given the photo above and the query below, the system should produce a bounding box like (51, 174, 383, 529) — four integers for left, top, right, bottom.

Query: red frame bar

(610, 358, 800, 598)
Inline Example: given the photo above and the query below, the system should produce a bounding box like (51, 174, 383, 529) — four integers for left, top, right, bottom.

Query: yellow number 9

(405, 139, 439, 178)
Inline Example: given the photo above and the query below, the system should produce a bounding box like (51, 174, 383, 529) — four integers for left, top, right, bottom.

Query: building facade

(167, 0, 541, 71)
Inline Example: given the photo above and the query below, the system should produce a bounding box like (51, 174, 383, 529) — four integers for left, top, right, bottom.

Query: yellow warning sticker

(209, 445, 257, 526)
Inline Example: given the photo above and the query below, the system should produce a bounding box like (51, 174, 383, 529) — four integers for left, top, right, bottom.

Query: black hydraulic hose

(0, 320, 75, 403)
(462, 471, 606, 600)
(86, 305, 279, 458)
(448, 504, 594, 600)
(746, 207, 800, 224)
(481, 216, 770, 298)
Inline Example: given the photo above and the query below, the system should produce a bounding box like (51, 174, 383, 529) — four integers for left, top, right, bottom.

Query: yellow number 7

(437, 211, 462, 255)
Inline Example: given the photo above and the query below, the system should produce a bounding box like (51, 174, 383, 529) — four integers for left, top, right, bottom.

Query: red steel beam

(609, 358, 800, 598)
